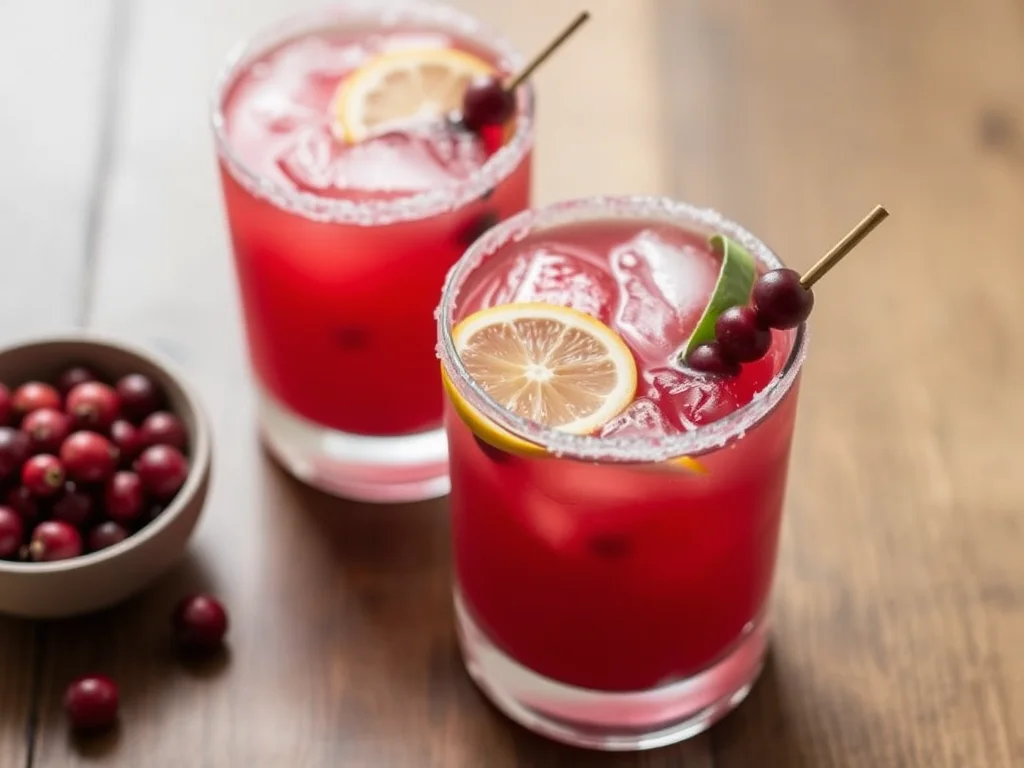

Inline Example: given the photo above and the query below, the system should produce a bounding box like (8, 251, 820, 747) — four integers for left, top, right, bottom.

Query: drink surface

(446, 215, 800, 691)
(218, 22, 531, 434)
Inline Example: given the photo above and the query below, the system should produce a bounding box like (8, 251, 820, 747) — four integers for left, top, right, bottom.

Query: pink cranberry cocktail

(437, 196, 807, 750)
(212, 2, 533, 502)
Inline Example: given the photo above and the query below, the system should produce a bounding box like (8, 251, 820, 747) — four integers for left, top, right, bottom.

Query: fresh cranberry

(29, 520, 82, 561)
(137, 412, 187, 451)
(172, 594, 228, 650)
(0, 506, 24, 558)
(5, 486, 38, 523)
(115, 373, 161, 422)
(21, 454, 65, 497)
(134, 445, 188, 498)
(21, 408, 71, 455)
(0, 383, 11, 426)
(686, 342, 741, 377)
(461, 74, 515, 132)
(61, 431, 118, 483)
(0, 427, 30, 481)
(66, 381, 120, 432)
(104, 471, 144, 524)
(57, 365, 98, 397)
(714, 305, 772, 363)
(51, 482, 96, 528)
(86, 521, 129, 552)
(752, 268, 815, 330)
(109, 419, 141, 462)
(11, 382, 61, 421)
(64, 674, 119, 730)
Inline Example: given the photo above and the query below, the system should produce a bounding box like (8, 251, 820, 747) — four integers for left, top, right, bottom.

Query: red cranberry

(5, 486, 38, 523)
(11, 382, 61, 421)
(714, 305, 772, 363)
(172, 594, 228, 650)
(52, 482, 96, 528)
(686, 342, 741, 377)
(29, 520, 82, 561)
(57, 365, 98, 397)
(86, 521, 129, 552)
(104, 472, 144, 524)
(751, 268, 815, 330)
(116, 373, 161, 422)
(0, 427, 30, 481)
(66, 381, 120, 432)
(21, 454, 66, 498)
(0, 506, 24, 558)
(0, 383, 11, 426)
(61, 431, 118, 484)
(64, 674, 119, 731)
(109, 419, 141, 462)
(134, 445, 188, 499)
(21, 408, 71, 455)
(138, 412, 187, 451)
(461, 74, 515, 132)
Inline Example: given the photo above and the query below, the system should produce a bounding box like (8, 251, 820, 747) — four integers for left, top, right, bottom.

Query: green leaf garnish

(680, 234, 757, 359)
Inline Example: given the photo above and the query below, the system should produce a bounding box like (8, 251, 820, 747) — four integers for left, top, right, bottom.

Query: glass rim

(209, 0, 535, 227)
(436, 194, 810, 464)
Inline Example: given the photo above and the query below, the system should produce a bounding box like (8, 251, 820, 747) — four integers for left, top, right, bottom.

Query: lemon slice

(333, 48, 496, 142)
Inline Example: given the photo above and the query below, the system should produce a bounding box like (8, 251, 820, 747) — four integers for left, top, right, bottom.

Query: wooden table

(1, 0, 1021, 765)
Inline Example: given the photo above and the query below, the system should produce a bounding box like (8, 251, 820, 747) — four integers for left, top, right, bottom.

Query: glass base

(257, 389, 450, 503)
(455, 590, 767, 751)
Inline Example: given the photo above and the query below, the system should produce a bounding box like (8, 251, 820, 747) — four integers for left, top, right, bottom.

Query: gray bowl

(0, 333, 212, 619)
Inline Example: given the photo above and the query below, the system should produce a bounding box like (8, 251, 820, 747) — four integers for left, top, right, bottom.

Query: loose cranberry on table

(61, 431, 118, 484)
(51, 482, 96, 528)
(0, 506, 24, 559)
(134, 445, 188, 499)
(29, 520, 83, 562)
(66, 381, 120, 432)
(11, 381, 61, 421)
(57, 365, 98, 397)
(22, 407, 71, 455)
(104, 471, 144, 524)
(64, 674, 119, 731)
(0, 427, 30, 481)
(138, 411, 187, 451)
(172, 594, 229, 651)
(21, 454, 66, 498)
(86, 521, 129, 552)
(116, 373, 161, 422)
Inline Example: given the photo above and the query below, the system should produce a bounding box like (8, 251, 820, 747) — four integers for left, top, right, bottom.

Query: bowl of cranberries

(0, 334, 211, 618)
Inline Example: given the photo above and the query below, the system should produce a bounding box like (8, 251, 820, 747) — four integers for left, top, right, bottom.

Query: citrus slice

(450, 303, 637, 442)
(682, 234, 757, 357)
(333, 48, 496, 142)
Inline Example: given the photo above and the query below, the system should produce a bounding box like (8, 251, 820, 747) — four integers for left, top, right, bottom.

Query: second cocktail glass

(211, 1, 534, 502)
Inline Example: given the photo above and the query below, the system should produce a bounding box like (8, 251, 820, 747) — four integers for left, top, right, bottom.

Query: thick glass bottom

(455, 588, 766, 751)
(257, 388, 449, 503)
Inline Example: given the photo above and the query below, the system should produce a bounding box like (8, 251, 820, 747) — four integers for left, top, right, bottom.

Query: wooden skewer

(507, 11, 591, 91)
(800, 205, 889, 289)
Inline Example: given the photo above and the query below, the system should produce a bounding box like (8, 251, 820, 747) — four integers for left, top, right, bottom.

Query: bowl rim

(0, 331, 212, 575)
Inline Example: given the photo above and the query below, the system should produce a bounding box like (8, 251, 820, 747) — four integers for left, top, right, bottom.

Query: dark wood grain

(658, 0, 1024, 766)
(0, 2, 115, 765)
(12, 0, 1024, 765)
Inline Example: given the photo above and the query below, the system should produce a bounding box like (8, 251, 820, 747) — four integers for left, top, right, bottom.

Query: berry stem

(506, 11, 591, 92)
(800, 205, 889, 289)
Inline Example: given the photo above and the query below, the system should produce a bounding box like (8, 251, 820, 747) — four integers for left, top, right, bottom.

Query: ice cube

(277, 125, 339, 192)
(647, 366, 743, 428)
(599, 398, 676, 438)
(481, 246, 618, 323)
(610, 232, 718, 357)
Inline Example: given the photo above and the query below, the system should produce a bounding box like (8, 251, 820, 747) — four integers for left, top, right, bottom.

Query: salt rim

(209, 0, 535, 227)
(436, 195, 810, 464)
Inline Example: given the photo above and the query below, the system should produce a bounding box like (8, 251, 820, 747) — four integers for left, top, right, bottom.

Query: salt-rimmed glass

(437, 195, 807, 751)
(211, 1, 534, 503)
